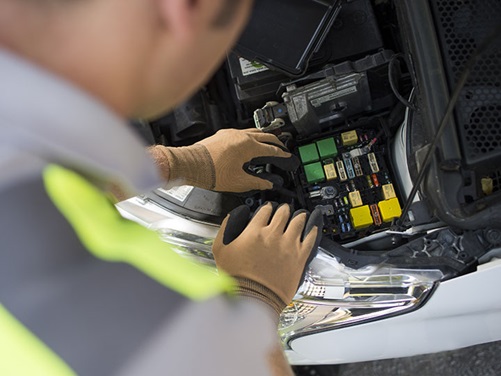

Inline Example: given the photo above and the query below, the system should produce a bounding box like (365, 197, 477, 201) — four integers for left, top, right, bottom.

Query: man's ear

(156, 0, 225, 40)
(156, 0, 197, 41)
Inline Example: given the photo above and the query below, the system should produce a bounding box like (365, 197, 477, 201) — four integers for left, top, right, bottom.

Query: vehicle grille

(430, 0, 501, 181)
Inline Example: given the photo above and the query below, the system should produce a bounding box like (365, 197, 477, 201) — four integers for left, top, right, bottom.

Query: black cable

(388, 53, 418, 111)
(395, 23, 501, 230)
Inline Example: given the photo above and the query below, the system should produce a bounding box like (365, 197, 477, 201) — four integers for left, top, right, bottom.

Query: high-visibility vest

(0, 165, 235, 375)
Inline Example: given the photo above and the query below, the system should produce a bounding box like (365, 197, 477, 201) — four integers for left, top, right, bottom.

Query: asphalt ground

(293, 340, 501, 376)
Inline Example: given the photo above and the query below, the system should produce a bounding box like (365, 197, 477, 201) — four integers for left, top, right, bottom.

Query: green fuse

(316, 138, 338, 159)
(298, 144, 319, 164)
(304, 162, 325, 184)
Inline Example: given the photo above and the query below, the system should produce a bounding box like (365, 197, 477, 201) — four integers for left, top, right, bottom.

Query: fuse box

(295, 123, 402, 241)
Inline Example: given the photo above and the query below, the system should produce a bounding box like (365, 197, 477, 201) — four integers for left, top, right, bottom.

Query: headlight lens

(157, 226, 216, 267)
(117, 196, 218, 267)
(157, 224, 442, 345)
(121, 199, 443, 344)
(279, 248, 443, 346)
(157, 225, 442, 346)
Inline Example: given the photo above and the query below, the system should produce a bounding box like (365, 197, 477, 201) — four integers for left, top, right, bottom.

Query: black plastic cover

(309, 0, 384, 67)
(227, 0, 383, 123)
(234, 0, 343, 77)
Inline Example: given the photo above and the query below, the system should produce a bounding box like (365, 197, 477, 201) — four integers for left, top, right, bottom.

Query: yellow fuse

(378, 198, 402, 222)
(341, 130, 358, 146)
(350, 205, 373, 230)
(382, 183, 396, 200)
(336, 160, 348, 181)
(368, 152, 380, 173)
(323, 163, 338, 181)
(349, 190, 363, 207)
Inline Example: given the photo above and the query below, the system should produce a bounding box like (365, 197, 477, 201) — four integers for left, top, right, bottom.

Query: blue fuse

(343, 157, 356, 179)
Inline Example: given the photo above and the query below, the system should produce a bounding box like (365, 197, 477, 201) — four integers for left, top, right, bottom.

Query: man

(0, 1, 322, 375)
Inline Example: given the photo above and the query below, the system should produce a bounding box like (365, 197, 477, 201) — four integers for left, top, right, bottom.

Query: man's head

(0, 0, 253, 118)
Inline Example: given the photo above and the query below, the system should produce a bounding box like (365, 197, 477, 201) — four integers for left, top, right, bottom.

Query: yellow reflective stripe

(0, 304, 76, 376)
(43, 164, 234, 301)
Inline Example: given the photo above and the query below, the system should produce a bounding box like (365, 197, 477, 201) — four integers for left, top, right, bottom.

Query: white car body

(117, 188, 501, 365)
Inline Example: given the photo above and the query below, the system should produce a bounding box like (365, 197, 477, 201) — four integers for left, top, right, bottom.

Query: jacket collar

(0, 48, 162, 193)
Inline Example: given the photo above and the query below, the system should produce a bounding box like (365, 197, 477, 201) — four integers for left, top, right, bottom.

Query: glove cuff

(148, 144, 216, 190)
(234, 277, 288, 318)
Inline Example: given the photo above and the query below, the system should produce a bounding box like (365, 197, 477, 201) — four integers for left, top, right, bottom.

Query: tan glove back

(213, 203, 323, 309)
(148, 128, 299, 192)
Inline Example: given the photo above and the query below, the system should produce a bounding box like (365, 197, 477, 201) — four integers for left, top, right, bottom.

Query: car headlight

(117, 197, 218, 267)
(157, 227, 216, 267)
(279, 248, 443, 346)
(157, 223, 442, 347)
(119, 198, 443, 345)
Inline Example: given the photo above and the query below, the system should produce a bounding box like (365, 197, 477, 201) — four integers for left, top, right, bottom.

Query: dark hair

(211, 0, 245, 28)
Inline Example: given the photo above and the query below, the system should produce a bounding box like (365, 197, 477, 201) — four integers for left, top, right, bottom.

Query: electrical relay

(294, 126, 402, 241)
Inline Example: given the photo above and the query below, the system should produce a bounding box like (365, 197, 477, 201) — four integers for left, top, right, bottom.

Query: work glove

(213, 203, 324, 316)
(148, 128, 299, 192)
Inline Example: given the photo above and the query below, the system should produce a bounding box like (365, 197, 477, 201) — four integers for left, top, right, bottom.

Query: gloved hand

(148, 128, 299, 192)
(212, 203, 324, 316)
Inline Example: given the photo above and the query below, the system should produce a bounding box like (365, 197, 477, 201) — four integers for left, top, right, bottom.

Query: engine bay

(141, 0, 501, 278)
(147, 0, 414, 243)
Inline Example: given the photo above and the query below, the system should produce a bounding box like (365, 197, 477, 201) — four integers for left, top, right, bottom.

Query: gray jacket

(0, 49, 275, 376)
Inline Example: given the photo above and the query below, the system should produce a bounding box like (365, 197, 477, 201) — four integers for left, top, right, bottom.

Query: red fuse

(370, 204, 382, 226)
(371, 173, 380, 187)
